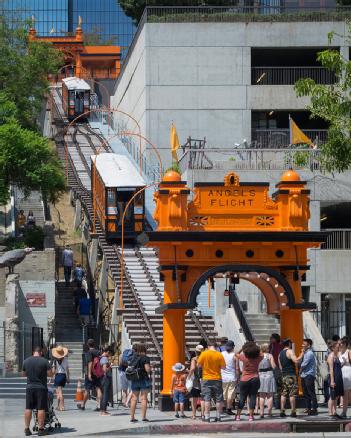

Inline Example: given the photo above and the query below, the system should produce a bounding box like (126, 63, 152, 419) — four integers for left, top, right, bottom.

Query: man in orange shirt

(197, 342, 226, 422)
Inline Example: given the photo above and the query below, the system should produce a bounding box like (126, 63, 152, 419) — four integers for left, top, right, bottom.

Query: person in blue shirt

(73, 263, 86, 288)
(300, 338, 318, 415)
(78, 296, 91, 326)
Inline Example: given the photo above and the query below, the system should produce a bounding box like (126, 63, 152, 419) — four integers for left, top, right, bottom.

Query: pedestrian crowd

(161, 333, 351, 423)
(22, 333, 351, 435)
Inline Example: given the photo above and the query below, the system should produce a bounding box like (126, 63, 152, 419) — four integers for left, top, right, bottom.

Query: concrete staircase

(55, 282, 84, 379)
(15, 190, 45, 228)
(245, 313, 280, 344)
(0, 376, 79, 399)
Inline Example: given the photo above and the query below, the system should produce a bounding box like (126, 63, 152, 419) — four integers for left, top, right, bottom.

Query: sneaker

(130, 418, 138, 423)
(308, 410, 318, 416)
(214, 417, 221, 422)
(226, 409, 235, 416)
(235, 415, 241, 422)
(142, 418, 149, 422)
(290, 411, 297, 418)
(175, 413, 180, 418)
(204, 417, 211, 423)
(94, 407, 100, 412)
(249, 416, 254, 422)
(77, 404, 85, 410)
(340, 412, 347, 418)
(24, 429, 32, 437)
(180, 414, 187, 419)
(38, 430, 48, 436)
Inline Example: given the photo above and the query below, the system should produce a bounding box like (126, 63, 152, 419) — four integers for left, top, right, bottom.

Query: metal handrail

(231, 290, 254, 342)
(135, 249, 163, 302)
(189, 310, 212, 347)
(251, 66, 337, 85)
(114, 246, 163, 358)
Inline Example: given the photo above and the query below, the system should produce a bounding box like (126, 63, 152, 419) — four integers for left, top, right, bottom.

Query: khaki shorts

(222, 381, 236, 401)
(281, 375, 298, 397)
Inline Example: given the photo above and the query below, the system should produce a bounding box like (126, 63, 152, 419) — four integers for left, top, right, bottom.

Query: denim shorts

(131, 379, 151, 392)
(173, 390, 186, 403)
(201, 379, 224, 402)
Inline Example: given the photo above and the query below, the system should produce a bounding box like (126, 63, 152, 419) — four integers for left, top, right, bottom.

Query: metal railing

(320, 229, 351, 250)
(115, 5, 351, 93)
(252, 129, 328, 148)
(311, 310, 346, 340)
(146, 5, 351, 23)
(178, 147, 321, 173)
(252, 66, 336, 85)
(231, 290, 254, 342)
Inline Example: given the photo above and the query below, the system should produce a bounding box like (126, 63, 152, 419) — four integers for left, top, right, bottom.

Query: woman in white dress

(339, 338, 351, 418)
(258, 343, 276, 418)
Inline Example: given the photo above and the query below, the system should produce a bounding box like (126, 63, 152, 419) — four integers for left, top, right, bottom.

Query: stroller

(33, 387, 61, 433)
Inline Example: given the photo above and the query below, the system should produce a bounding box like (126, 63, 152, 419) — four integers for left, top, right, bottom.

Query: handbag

(319, 362, 329, 380)
(185, 376, 194, 392)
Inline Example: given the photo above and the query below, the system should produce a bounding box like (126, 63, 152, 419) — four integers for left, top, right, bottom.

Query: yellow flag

(170, 123, 180, 161)
(290, 117, 312, 145)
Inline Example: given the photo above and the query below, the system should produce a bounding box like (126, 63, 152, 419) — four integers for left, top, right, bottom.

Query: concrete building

(111, 11, 347, 167)
(111, 8, 351, 339)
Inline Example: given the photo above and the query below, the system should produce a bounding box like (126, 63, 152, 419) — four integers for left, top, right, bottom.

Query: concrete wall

(111, 20, 347, 168)
(0, 250, 56, 343)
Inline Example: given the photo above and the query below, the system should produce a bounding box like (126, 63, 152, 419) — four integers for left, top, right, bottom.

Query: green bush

(23, 226, 44, 250)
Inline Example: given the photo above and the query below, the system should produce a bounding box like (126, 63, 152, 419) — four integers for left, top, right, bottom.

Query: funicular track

(49, 87, 218, 398)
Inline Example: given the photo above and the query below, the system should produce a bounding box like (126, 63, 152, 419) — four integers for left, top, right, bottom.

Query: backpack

(121, 349, 134, 369)
(125, 353, 143, 381)
(92, 356, 104, 378)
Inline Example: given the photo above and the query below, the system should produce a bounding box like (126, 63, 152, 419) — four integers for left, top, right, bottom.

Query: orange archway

(146, 169, 327, 410)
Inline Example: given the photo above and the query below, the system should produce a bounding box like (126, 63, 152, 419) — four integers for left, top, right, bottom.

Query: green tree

(0, 120, 66, 204)
(119, 0, 238, 25)
(295, 30, 351, 172)
(0, 17, 66, 205)
(0, 17, 63, 129)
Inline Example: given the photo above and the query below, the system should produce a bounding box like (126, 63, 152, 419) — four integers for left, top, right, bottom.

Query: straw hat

(172, 362, 185, 372)
(195, 345, 204, 353)
(52, 345, 68, 359)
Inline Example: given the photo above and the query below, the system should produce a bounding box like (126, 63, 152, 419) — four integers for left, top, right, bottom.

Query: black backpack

(125, 353, 143, 381)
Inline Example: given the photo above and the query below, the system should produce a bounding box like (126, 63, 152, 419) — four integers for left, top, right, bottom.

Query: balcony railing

(252, 66, 337, 85)
(178, 147, 321, 173)
(145, 5, 351, 24)
(320, 229, 351, 250)
(252, 129, 328, 148)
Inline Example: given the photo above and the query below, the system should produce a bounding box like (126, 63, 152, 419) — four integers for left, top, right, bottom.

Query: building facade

(3, 0, 135, 55)
(110, 10, 351, 339)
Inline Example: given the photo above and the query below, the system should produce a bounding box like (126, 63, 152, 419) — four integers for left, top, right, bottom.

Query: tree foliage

(0, 120, 66, 204)
(0, 18, 63, 129)
(118, 0, 238, 25)
(0, 18, 66, 204)
(295, 29, 351, 173)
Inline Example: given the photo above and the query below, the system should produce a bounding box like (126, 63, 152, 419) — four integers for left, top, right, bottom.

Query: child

(171, 362, 187, 418)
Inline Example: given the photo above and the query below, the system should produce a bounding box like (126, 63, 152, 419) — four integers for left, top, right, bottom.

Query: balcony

(320, 229, 351, 250)
(178, 146, 321, 173)
(252, 66, 336, 85)
(252, 128, 328, 148)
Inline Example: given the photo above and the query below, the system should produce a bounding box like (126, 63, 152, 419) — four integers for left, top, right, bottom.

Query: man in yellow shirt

(197, 342, 226, 422)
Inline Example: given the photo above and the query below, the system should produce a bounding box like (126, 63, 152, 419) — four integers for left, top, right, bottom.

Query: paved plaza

(2, 398, 351, 437)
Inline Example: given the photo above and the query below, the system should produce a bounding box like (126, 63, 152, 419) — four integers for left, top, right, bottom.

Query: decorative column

(151, 170, 190, 410)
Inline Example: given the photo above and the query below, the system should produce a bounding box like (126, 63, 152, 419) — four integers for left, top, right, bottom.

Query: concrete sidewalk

(1, 398, 351, 437)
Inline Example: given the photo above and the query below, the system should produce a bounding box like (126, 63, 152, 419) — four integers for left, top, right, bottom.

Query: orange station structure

(147, 169, 327, 410)
(28, 22, 121, 80)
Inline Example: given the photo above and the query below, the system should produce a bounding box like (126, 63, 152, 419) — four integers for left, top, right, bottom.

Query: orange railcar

(91, 153, 146, 240)
(62, 77, 90, 121)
